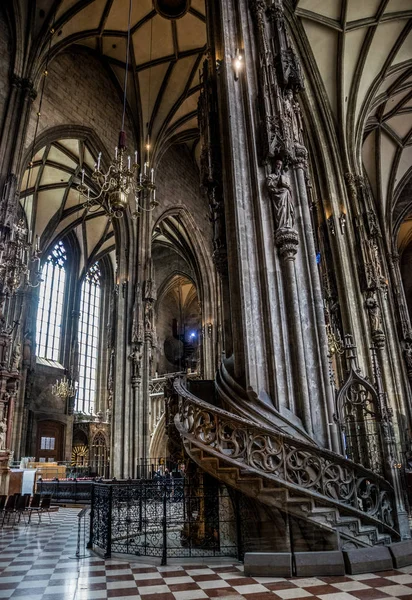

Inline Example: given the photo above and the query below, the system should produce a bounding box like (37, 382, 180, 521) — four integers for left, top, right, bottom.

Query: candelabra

(52, 375, 75, 399)
(77, 131, 158, 220)
(0, 219, 42, 295)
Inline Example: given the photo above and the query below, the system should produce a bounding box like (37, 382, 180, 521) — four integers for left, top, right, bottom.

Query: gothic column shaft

(379, 293, 411, 429)
(277, 234, 312, 434)
(112, 279, 128, 478)
(295, 167, 338, 450)
(215, 0, 271, 391)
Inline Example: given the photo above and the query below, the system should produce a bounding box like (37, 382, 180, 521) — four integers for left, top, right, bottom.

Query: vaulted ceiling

(16, 1, 412, 264)
(17, 0, 207, 267)
(293, 0, 412, 248)
(40, 0, 206, 159)
(20, 138, 115, 276)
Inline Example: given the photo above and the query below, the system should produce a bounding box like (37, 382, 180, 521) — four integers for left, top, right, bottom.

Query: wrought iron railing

(89, 479, 239, 564)
(173, 378, 398, 536)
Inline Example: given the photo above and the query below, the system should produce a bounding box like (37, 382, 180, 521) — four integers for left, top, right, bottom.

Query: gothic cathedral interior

(1, 0, 412, 559)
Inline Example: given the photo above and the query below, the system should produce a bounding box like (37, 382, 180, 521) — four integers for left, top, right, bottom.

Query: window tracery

(77, 262, 101, 414)
(36, 241, 67, 360)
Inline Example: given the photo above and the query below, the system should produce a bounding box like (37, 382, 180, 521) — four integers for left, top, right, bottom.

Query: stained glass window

(77, 262, 101, 413)
(36, 241, 67, 360)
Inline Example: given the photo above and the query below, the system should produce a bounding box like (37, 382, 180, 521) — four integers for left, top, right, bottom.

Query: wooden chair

(0, 494, 7, 521)
(29, 495, 54, 523)
(15, 495, 28, 524)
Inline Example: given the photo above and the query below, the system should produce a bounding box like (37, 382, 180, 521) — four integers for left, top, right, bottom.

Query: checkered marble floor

(1, 509, 412, 600)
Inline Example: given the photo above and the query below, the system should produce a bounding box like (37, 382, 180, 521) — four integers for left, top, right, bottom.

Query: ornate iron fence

(89, 478, 240, 563)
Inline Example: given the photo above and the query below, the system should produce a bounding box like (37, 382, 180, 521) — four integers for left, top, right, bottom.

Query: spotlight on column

(233, 49, 243, 81)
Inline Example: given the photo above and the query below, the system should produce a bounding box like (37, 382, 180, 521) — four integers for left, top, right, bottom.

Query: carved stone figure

(23, 330, 32, 367)
(365, 238, 385, 290)
(209, 188, 225, 251)
(404, 343, 412, 376)
(144, 279, 157, 302)
(129, 346, 142, 379)
(265, 115, 281, 156)
(144, 302, 153, 331)
(365, 292, 384, 335)
(10, 342, 21, 372)
(0, 418, 7, 450)
(132, 281, 142, 343)
(266, 159, 295, 229)
(284, 89, 303, 146)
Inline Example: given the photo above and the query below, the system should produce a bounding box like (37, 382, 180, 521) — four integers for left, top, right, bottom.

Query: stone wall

(156, 288, 180, 375)
(154, 144, 212, 255)
(25, 48, 135, 155)
(25, 362, 73, 462)
(0, 8, 11, 136)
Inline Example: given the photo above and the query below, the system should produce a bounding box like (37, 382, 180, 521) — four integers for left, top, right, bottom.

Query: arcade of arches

(1, 0, 412, 559)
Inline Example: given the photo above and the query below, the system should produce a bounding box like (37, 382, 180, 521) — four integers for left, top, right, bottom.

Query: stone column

(371, 347, 410, 539)
(274, 227, 312, 433)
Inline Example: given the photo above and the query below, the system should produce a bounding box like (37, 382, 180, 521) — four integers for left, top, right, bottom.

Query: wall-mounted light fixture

(339, 212, 346, 235)
(233, 49, 243, 81)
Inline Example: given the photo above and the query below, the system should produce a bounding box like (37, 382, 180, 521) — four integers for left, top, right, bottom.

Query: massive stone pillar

(207, 0, 335, 447)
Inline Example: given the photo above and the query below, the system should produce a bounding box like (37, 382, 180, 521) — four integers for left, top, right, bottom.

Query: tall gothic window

(36, 240, 67, 360)
(77, 262, 101, 413)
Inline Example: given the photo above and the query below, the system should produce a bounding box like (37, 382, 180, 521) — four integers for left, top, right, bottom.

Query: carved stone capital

(293, 145, 308, 170)
(249, 0, 267, 21)
(372, 331, 386, 349)
(11, 74, 36, 100)
(390, 251, 400, 264)
(274, 227, 299, 259)
(267, 0, 284, 22)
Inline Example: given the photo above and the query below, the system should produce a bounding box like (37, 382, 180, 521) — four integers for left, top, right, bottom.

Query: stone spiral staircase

(172, 377, 400, 549)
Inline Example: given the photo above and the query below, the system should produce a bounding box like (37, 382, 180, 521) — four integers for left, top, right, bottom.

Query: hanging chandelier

(77, 130, 157, 220)
(52, 375, 76, 399)
(0, 215, 42, 296)
(77, 0, 158, 220)
(0, 22, 56, 298)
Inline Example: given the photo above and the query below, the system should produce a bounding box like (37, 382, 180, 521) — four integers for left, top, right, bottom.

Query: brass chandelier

(52, 375, 76, 399)
(77, 131, 157, 220)
(77, 0, 157, 220)
(0, 219, 41, 295)
(0, 21, 55, 298)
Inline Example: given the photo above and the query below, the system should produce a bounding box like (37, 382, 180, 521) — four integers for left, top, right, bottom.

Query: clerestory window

(77, 262, 101, 413)
(36, 240, 67, 361)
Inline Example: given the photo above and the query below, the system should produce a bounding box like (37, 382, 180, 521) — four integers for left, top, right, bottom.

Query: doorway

(36, 420, 64, 462)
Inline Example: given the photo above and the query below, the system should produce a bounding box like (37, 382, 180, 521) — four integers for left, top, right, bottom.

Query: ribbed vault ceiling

(41, 0, 206, 158)
(20, 138, 115, 274)
(293, 0, 412, 247)
(19, 1, 412, 263)
(21, 0, 207, 265)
